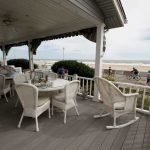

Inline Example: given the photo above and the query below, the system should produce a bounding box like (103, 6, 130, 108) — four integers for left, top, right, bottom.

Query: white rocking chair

(94, 77, 139, 129)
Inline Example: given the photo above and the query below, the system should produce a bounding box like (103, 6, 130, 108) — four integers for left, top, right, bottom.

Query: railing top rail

(78, 76, 94, 80)
(113, 81, 150, 89)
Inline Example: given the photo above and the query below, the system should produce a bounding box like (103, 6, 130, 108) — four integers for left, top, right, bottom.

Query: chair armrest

(124, 93, 139, 111)
(123, 93, 139, 97)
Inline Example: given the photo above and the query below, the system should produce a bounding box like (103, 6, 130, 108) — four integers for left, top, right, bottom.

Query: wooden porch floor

(0, 95, 150, 150)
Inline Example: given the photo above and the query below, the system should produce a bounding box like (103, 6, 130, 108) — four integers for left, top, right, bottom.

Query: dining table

(35, 79, 69, 92)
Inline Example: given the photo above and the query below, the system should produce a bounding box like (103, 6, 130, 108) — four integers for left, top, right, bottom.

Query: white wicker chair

(13, 74, 28, 84)
(94, 77, 139, 129)
(52, 80, 79, 124)
(16, 83, 50, 132)
(0, 74, 11, 102)
(13, 74, 28, 106)
(48, 72, 57, 79)
(43, 71, 57, 80)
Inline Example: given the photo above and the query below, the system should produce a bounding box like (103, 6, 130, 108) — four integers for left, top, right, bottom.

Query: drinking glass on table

(48, 77, 51, 81)
(28, 80, 31, 84)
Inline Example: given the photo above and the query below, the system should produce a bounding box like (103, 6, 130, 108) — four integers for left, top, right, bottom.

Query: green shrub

(51, 60, 94, 78)
(7, 59, 38, 70)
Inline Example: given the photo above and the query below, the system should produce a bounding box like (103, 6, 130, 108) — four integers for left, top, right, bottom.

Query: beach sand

(34, 60, 150, 72)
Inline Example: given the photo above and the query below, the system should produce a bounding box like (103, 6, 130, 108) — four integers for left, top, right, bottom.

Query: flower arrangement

(0, 66, 16, 76)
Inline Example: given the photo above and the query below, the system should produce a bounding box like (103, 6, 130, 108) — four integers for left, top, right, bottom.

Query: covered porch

(1, 0, 149, 149)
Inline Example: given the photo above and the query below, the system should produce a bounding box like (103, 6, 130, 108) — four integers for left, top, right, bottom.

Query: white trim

(93, 23, 105, 101)
(112, 0, 125, 26)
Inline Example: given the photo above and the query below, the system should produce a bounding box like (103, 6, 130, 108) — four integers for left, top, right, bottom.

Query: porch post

(28, 42, 34, 71)
(93, 23, 105, 101)
(2, 46, 7, 66)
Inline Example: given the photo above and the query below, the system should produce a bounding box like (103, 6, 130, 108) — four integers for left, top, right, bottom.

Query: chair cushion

(52, 99, 75, 110)
(38, 97, 50, 107)
(114, 102, 125, 110)
(53, 93, 65, 102)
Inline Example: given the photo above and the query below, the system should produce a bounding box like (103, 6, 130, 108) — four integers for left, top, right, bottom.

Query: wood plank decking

(0, 95, 150, 150)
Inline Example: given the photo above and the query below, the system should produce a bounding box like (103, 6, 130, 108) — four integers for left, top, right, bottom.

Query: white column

(28, 42, 34, 71)
(2, 46, 7, 66)
(93, 23, 105, 101)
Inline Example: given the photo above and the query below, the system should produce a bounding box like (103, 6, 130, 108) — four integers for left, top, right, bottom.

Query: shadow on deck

(0, 95, 150, 150)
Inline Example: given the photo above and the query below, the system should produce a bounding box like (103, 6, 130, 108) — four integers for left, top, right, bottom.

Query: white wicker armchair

(43, 71, 57, 80)
(94, 77, 139, 129)
(16, 83, 50, 132)
(13, 74, 28, 106)
(52, 80, 79, 124)
(13, 74, 28, 84)
(0, 74, 11, 102)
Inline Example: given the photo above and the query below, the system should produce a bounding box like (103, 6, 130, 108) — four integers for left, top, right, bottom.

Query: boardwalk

(0, 95, 150, 150)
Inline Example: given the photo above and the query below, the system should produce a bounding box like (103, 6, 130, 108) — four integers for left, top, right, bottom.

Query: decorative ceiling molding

(29, 39, 42, 55)
(0, 27, 107, 54)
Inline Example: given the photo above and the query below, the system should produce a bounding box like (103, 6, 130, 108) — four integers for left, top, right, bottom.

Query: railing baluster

(89, 79, 92, 96)
(82, 78, 84, 92)
(86, 79, 88, 94)
(123, 87, 125, 93)
(79, 78, 81, 93)
(141, 89, 146, 110)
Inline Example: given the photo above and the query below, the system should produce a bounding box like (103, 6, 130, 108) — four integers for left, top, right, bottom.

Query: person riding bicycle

(131, 67, 139, 78)
(147, 70, 150, 86)
(127, 67, 140, 80)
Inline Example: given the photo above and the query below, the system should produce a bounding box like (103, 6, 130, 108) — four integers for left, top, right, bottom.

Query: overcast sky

(0, 0, 149, 61)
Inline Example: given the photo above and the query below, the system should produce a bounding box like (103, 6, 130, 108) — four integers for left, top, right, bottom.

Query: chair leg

(10, 90, 11, 97)
(74, 105, 79, 116)
(35, 116, 39, 132)
(4, 94, 8, 103)
(18, 113, 24, 128)
(64, 110, 67, 124)
(15, 100, 18, 107)
(113, 116, 116, 127)
(12, 88, 15, 96)
(48, 107, 51, 118)
(51, 105, 54, 116)
(74, 98, 77, 106)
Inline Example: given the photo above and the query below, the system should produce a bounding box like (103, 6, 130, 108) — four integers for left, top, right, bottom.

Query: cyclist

(131, 67, 139, 78)
(147, 70, 150, 86)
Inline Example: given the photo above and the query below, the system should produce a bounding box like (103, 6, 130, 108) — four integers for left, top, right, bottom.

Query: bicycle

(127, 73, 141, 81)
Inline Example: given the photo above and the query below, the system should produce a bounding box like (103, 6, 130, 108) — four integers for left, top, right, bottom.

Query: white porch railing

(77, 76, 94, 98)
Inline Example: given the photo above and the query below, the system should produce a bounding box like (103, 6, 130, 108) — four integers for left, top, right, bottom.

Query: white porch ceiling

(0, 0, 127, 46)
